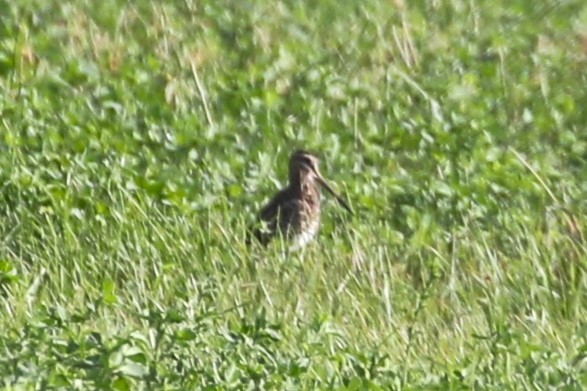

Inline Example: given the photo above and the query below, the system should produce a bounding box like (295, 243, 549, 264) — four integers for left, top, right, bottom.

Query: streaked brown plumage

(250, 150, 353, 250)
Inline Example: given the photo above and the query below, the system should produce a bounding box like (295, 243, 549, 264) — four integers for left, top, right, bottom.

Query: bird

(249, 150, 353, 250)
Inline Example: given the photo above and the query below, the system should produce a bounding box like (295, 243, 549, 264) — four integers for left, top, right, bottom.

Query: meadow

(1, 0, 586, 389)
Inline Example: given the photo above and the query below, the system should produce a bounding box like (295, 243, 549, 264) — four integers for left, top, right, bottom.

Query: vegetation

(1, 0, 586, 388)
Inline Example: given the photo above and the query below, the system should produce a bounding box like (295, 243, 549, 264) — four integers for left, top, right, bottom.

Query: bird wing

(249, 188, 295, 246)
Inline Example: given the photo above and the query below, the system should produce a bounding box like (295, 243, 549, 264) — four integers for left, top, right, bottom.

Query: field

(1, 0, 587, 389)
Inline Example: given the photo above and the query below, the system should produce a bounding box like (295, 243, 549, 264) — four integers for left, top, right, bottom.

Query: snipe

(250, 150, 353, 250)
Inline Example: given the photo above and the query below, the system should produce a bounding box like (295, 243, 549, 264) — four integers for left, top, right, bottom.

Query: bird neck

(289, 170, 319, 198)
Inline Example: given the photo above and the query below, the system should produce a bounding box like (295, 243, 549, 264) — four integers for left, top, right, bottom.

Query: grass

(1, 0, 587, 389)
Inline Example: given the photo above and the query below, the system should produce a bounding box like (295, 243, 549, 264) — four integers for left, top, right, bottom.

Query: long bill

(316, 176, 354, 215)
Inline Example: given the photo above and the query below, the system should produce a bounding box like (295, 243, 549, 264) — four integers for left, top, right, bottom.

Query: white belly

(289, 219, 320, 251)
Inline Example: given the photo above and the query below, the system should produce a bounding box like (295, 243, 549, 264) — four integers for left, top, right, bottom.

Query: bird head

(289, 150, 353, 215)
